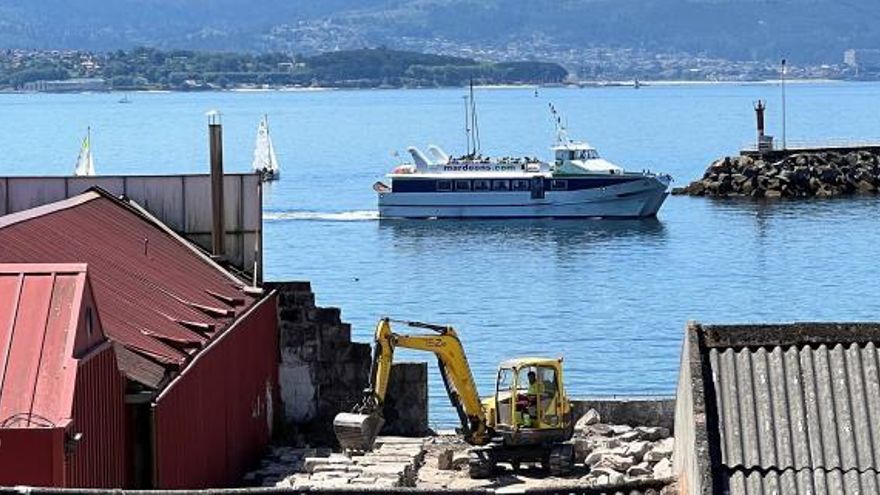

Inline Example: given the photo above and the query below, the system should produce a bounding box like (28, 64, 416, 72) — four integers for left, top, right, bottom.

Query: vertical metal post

(781, 59, 787, 150)
(755, 100, 765, 139)
(208, 111, 225, 258)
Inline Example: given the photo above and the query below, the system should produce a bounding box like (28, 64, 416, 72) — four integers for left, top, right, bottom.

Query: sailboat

(252, 115, 280, 181)
(73, 127, 96, 176)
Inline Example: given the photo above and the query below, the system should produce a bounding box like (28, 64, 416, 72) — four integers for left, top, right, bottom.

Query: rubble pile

(572, 409, 675, 487)
(246, 413, 676, 491)
(673, 151, 880, 198)
(242, 446, 331, 487)
(274, 436, 427, 489)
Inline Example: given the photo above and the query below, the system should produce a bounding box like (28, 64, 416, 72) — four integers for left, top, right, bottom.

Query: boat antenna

(549, 103, 569, 144)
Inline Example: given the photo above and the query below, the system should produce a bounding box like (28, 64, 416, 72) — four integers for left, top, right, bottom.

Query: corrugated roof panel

(0, 273, 56, 424)
(0, 267, 86, 427)
(711, 342, 880, 473)
(0, 274, 22, 383)
(30, 274, 80, 426)
(0, 192, 256, 384)
(722, 469, 880, 495)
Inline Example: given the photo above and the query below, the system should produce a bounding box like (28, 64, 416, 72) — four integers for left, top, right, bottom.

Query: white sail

(74, 128, 95, 176)
(252, 115, 279, 180)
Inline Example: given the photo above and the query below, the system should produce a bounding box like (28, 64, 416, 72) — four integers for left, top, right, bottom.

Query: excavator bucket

(333, 412, 385, 452)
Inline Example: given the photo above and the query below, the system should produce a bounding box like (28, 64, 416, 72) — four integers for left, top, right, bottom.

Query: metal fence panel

(0, 174, 261, 279)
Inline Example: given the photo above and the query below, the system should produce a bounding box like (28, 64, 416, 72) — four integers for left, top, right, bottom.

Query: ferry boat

(374, 102, 671, 219)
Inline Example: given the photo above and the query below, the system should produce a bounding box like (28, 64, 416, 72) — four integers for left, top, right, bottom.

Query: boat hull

(378, 175, 670, 219)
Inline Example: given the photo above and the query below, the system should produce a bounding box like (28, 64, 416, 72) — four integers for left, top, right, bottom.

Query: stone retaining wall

(266, 282, 429, 443)
(267, 282, 372, 444)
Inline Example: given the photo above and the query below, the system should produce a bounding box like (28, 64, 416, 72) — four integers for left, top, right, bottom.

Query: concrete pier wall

(571, 396, 676, 431)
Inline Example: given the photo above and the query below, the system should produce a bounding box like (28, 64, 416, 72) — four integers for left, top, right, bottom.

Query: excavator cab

(495, 360, 568, 433)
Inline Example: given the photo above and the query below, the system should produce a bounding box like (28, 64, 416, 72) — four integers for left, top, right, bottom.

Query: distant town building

(23, 77, 107, 93)
(844, 49, 880, 70)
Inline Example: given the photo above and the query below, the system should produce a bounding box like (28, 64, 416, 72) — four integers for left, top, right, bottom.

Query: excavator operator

(515, 370, 540, 428)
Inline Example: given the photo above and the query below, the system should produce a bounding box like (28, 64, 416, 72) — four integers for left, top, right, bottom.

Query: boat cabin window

(437, 180, 453, 192)
(455, 180, 471, 191)
(550, 179, 568, 191)
(512, 179, 531, 191)
(473, 179, 491, 191)
(492, 180, 510, 191)
(567, 149, 600, 160)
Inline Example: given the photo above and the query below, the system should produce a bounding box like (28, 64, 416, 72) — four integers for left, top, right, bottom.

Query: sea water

(2, 83, 880, 427)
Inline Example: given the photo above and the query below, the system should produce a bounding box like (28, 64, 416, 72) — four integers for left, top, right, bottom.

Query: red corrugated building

(0, 264, 126, 487)
(0, 189, 279, 488)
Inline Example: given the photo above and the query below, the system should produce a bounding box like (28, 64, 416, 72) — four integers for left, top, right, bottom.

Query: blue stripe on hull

(391, 176, 641, 193)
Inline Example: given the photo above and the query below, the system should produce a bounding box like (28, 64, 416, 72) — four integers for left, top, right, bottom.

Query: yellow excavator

(333, 318, 575, 478)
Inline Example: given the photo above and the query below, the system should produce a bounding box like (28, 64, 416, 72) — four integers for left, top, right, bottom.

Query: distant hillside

(0, 47, 569, 90)
(0, 0, 878, 63)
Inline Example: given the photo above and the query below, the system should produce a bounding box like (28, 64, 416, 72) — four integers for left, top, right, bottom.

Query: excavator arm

(334, 318, 491, 451)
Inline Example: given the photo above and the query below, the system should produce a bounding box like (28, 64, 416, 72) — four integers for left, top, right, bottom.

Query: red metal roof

(0, 190, 257, 387)
(0, 264, 90, 427)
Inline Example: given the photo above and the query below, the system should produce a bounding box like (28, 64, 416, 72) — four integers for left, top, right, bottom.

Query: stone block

(645, 438, 674, 462)
(350, 477, 378, 484)
(437, 448, 454, 470)
(279, 325, 305, 348)
(291, 291, 315, 307)
(588, 424, 614, 436)
(585, 451, 603, 467)
(315, 307, 342, 324)
(303, 457, 330, 473)
(626, 462, 653, 478)
(573, 437, 592, 463)
(619, 430, 641, 442)
(610, 424, 632, 435)
(636, 426, 671, 441)
(590, 466, 622, 479)
(381, 362, 429, 436)
(575, 409, 601, 432)
(595, 454, 635, 472)
(652, 457, 673, 478)
(278, 307, 305, 325)
(624, 440, 651, 461)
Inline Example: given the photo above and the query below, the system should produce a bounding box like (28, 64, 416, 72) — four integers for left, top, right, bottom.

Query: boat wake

(264, 210, 379, 222)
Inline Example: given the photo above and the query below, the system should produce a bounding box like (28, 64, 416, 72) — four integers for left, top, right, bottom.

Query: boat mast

(469, 79, 481, 156)
(263, 114, 273, 168)
(463, 94, 471, 157)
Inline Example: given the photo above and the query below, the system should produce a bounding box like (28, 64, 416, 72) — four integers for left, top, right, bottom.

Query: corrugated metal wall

(0, 174, 262, 279)
(67, 344, 127, 488)
(152, 294, 278, 488)
(0, 428, 65, 486)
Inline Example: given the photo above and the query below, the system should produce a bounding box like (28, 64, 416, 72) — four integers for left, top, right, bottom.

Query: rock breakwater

(673, 150, 880, 198)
